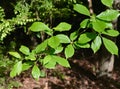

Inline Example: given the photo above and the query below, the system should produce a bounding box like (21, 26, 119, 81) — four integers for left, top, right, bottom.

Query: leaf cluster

(0, 0, 119, 80)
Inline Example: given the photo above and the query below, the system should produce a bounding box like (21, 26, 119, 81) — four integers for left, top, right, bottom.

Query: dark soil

(12, 53, 120, 89)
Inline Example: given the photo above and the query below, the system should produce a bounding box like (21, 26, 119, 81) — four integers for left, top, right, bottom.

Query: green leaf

(91, 36, 102, 53)
(19, 45, 30, 55)
(97, 10, 119, 21)
(44, 61, 56, 69)
(43, 55, 70, 68)
(53, 22, 71, 32)
(43, 55, 53, 65)
(56, 34, 71, 43)
(102, 29, 119, 37)
(65, 44, 74, 59)
(74, 42, 90, 48)
(92, 19, 107, 32)
(101, 0, 113, 7)
(70, 31, 78, 41)
(48, 36, 60, 48)
(78, 32, 97, 44)
(35, 40, 48, 53)
(52, 55, 70, 67)
(102, 37, 118, 55)
(73, 4, 90, 16)
(80, 19, 90, 28)
(30, 22, 51, 32)
(43, 55, 56, 69)
(25, 53, 36, 61)
(32, 65, 41, 80)
(54, 45, 63, 54)
(22, 62, 32, 71)
(105, 23, 113, 29)
(10, 61, 22, 77)
(9, 52, 21, 59)
(40, 71, 46, 77)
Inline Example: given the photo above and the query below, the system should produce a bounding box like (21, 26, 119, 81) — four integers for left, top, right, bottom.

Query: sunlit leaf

(102, 37, 118, 55)
(92, 19, 107, 32)
(74, 42, 90, 48)
(22, 62, 32, 71)
(48, 36, 60, 48)
(44, 61, 56, 69)
(97, 10, 119, 21)
(91, 36, 102, 53)
(19, 45, 30, 55)
(70, 31, 78, 41)
(78, 32, 97, 44)
(9, 52, 21, 59)
(35, 40, 48, 53)
(54, 45, 63, 54)
(25, 53, 36, 61)
(43, 55, 52, 65)
(56, 34, 71, 43)
(43, 55, 56, 69)
(10, 61, 22, 77)
(101, 0, 113, 7)
(32, 65, 41, 80)
(30, 22, 51, 32)
(52, 55, 70, 67)
(53, 22, 71, 32)
(80, 19, 90, 28)
(102, 29, 119, 37)
(65, 44, 74, 59)
(73, 4, 90, 16)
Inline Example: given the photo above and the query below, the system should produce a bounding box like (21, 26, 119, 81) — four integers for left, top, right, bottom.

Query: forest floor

(3, 51, 120, 89)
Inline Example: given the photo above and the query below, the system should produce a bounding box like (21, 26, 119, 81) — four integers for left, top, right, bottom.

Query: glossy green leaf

(70, 31, 78, 41)
(30, 22, 51, 32)
(43, 55, 70, 68)
(48, 36, 60, 48)
(78, 32, 97, 44)
(9, 52, 21, 59)
(10, 61, 22, 77)
(101, 0, 113, 7)
(54, 45, 63, 54)
(106, 23, 113, 29)
(91, 36, 102, 53)
(102, 37, 118, 55)
(73, 4, 90, 16)
(43, 55, 52, 65)
(32, 65, 41, 80)
(56, 34, 71, 43)
(92, 19, 107, 32)
(102, 29, 119, 37)
(74, 42, 90, 48)
(52, 55, 70, 67)
(22, 62, 32, 71)
(97, 10, 119, 21)
(80, 19, 89, 28)
(53, 22, 71, 32)
(19, 45, 30, 55)
(43, 55, 56, 69)
(65, 44, 74, 59)
(44, 61, 56, 69)
(78, 43, 90, 48)
(35, 40, 48, 53)
(25, 53, 36, 61)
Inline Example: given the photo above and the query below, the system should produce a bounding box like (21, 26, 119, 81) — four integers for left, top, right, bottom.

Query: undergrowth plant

(0, 0, 119, 80)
